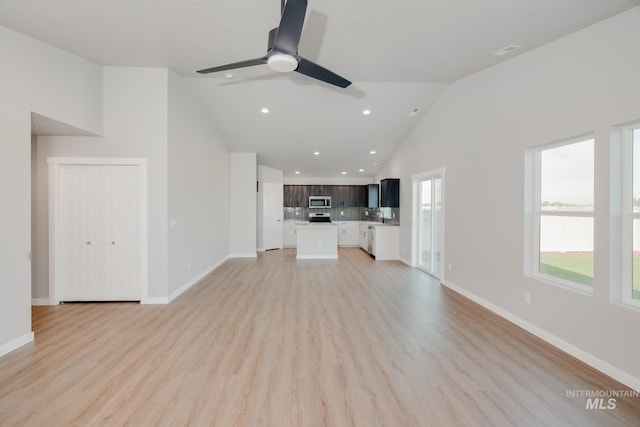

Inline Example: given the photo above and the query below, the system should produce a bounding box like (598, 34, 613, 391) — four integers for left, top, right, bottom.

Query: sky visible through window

(541, 139, 594, 209)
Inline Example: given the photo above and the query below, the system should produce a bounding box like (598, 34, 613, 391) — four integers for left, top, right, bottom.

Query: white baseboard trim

(168, 256, 229, 303)
(140, 297, 169, 305)
(441, 279, 640, 393)
(230, 253, 257, 258)
(31, 298, 53, 306)
(0, 332, 34, 358)
(399, 257, 412, 267)
(257, 247, 265, 252)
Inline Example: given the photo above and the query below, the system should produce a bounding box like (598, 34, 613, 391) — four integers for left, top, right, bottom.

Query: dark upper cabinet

(333, 186, 347, 207)
(380, 179, 400, 208)
(284, 185, 309, 207)
(354, 186, 367, 207)
(309, 185, 333, 197)
(283, 185, 293, 207)
(284, 184, 367, 208)
(367, 184, 379, 208)
(334, 186, 367, 207)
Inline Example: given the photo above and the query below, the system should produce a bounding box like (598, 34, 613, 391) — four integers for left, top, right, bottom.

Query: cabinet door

(380, 179, 400, 208)
(286, 185, 308, 207)
(334, 186, 347, 207)
(345, 222, 359, 246)
(338, 222, 358, 246)
(296, 186, 309, 207)
(367, 184, 379, 208)
(337, 222, 347, 246)
(354, 186, 367, 207)
(309, 185, 326, 196)
(360, 223, 368, 249)
(283, 222, 297, 247)
(284, 185, 293, 207)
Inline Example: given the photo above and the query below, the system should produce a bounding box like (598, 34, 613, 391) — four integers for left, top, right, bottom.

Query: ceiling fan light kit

(267, 53, 298, 72)
(197, 0, 351, 88)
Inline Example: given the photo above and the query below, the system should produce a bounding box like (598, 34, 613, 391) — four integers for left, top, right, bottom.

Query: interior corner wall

(257, 165, 283, 250)
(378, 7, 640, 384)
(33, 66, 170, 301)
(0, 25, 103, 354)
(167, 71, 230, 296)
(230, 153, 257, 257)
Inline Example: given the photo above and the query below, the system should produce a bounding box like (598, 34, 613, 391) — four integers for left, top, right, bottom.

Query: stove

(309, 212, 331, 223)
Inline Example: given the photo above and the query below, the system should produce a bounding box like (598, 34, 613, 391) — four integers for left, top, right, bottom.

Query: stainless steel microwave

(309, 196, 331, 208)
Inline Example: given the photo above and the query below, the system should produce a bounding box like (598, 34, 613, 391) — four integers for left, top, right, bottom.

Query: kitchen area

(283, 179, 400, 260)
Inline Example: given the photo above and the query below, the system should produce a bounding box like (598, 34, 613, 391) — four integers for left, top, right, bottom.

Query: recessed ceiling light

(224, 72, 234, 79)
(370, 150, 376, 155)
(358, 169, 365, 172)
(341, 171, 347, 175)
(261, 107, 269, 114)
(313, 151, 320, 156)
(295, 171, 300, 175)
(492, 45, 522, 56)
(362, 109, 371, 115)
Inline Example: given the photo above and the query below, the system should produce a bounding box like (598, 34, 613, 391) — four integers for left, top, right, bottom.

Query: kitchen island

(296, 223, 339, 259)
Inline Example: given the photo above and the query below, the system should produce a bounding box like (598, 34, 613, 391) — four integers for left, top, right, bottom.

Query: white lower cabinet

(359, 223, 369, 251)
(283, 221, 298, 247)
(337, 222, 359, 247)
(371, 226, 399, 260)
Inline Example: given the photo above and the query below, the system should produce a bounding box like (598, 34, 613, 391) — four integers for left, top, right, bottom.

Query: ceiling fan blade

(272, 0, 307, 54)
(295, 57, 352, 88)
(197, 57, 267, 74)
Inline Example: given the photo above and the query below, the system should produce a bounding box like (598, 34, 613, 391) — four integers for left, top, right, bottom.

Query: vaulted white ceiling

(3, 0, 639, 177)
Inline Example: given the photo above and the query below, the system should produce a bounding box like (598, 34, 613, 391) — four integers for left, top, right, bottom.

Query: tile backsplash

(284, 206, 399, 225)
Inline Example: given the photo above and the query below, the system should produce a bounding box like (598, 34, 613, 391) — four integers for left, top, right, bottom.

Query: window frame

(621, 124, 640, 308)
(531, 135, 595, 294)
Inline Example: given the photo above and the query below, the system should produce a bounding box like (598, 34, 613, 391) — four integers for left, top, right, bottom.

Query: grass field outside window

(539, 251, 593, 287)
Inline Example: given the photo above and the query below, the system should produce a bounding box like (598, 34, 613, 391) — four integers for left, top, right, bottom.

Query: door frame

(411, 168, 445, 279)
(48, 157, 148, 304)
(262, 182, 283, 250)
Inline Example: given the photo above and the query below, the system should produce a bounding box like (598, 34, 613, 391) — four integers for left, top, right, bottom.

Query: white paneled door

(263, 183, 283, 250)
(60, 165, 141, 301)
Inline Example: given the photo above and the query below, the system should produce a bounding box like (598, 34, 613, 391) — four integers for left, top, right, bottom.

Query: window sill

(619, 298, 640, 313)
(530, 273, 594, 298)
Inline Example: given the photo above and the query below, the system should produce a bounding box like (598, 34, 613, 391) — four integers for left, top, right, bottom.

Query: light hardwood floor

(1, 248, 639, 426)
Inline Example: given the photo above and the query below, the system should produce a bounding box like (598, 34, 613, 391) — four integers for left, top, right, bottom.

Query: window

(623, 125, 640, 307)
(533, 137, 594, 291)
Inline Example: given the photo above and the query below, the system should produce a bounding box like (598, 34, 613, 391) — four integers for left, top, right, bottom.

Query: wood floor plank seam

(0, 248, 638, 426)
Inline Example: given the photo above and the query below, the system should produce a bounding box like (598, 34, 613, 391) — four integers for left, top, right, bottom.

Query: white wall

(0, 25, 103, 354)
(284, 176, 375, 185)
(377, 8, 640, 385)
(257, 165, 283, 250)
(167, 71, 230, 297)
(230, 153, 257, 257)
(33, 67, 170, 300)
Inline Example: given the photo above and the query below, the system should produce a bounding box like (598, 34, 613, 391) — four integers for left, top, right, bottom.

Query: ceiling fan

(197, 0, 351, 88)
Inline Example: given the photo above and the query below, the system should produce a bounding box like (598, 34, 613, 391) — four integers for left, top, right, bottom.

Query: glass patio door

(417, 175, 443, 277)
